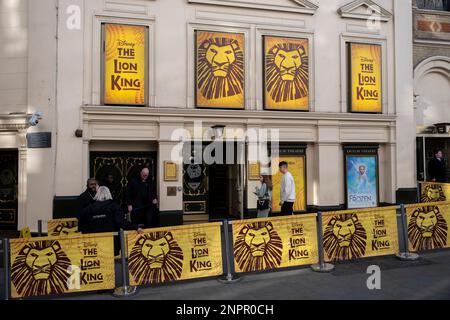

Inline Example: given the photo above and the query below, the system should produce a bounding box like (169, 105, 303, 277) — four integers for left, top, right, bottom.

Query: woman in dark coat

(80, 186, 142, 255)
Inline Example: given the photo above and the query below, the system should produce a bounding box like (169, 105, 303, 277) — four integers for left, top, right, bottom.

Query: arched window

(417, 0, 450, 11)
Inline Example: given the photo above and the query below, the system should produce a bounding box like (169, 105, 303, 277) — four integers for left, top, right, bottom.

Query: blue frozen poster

(346, 155, 378, 209)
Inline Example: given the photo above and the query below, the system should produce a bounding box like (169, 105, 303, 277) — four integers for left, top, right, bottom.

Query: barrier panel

(322, 206, 399, 262)
(9, 232, 115, 298)
(405, 201, 450, 252)
(419, 182, 450, 202)
(47, 218, 79, 236)
(126, 222, 223, 286)
(231, 214, 319, 273)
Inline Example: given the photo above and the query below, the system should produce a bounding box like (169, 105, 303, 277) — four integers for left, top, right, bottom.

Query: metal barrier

(396, 204, 420, 261)
(3, 238, 10, 300)
(311, 212, 335, 272)
(113, 229, 138, 297)
(218, 220, 241, 284)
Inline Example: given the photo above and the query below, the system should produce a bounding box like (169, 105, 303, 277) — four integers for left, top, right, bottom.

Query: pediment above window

(338, 0, 392, 22)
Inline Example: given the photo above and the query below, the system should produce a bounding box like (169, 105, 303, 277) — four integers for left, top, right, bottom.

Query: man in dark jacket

(80, 186, 142, 255)
(127, 167, 158, 228)
(77, 178, 98, 231)
(428, 149, 447, 183)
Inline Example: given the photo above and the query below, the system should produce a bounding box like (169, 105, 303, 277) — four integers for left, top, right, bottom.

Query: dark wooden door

(0, 150, 18, 230)
(90, 152, 157, 211)
(209, 164, 228, 216)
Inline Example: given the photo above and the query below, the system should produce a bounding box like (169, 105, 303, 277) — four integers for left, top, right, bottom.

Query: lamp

(211, 124, 226, 140)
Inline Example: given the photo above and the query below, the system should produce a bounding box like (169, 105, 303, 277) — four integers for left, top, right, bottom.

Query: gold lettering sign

(232, 214, 318, 272)
(10, 233, 115, 298)
(103, 23, 147, 105)
(271, 156, 306, 212)
(264, 36, 309, 110)
(195, 31, 245, 109)
(127, 222, 223, 285)
(349, 43, 382, 113)
(322, 207, 398, 262)
(405, 201, 450, 252)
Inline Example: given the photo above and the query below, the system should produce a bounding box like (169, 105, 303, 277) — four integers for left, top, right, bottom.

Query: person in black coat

(428, 149, 447, 183)
(77, 178, 98, 232)
(127, 167, 158, 228)
(80, 186, 142, 255)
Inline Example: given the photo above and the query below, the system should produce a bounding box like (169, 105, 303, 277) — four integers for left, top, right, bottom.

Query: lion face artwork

(264, 36, 309, 109)
(408, 206, 448, 251)
(196, 31, 244, 108)
(421, 185, 446, 202)
(11, 240, 72, 297)
(323, 213, 367, 261)
(234, 222, 283, 272)
(50, 221, 78, 236)
(129, 231, 184, 285)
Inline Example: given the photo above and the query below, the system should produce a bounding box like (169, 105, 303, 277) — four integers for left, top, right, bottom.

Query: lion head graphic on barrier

(50, 221, 78, 236)
(408, 205, 448, 251)
(11, 240, 72, 297)
(323, 213, 367, 261)
(129, 231, 184, 284)
(421, 184, 446, 202)
(197, 37, 244, 100)
(265, 42, 308, 103)
(234, 221, 283, 272)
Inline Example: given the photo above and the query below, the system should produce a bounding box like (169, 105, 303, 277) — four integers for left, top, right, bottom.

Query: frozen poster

(346, 155, 378, 209)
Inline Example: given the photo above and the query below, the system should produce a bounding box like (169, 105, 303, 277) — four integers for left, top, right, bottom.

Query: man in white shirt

(279, 161, 296, 215)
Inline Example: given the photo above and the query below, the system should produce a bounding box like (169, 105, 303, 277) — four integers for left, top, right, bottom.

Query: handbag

(257, 186, 270, 210)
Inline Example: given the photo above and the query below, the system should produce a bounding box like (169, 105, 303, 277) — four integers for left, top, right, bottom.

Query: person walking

(79, 186, 142, 255)
(279, 161, 296, 216)
(254, 175, 272, 218)
(428, 149, 447, 183)
(126, 167, 158, 228)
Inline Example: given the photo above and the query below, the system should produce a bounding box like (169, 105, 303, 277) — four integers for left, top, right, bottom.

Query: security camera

(29, 112, 43, 126)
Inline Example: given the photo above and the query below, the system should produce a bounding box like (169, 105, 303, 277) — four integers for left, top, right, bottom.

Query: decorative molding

(338, 0, 392, 22)
(187, 0, 318, 15)
(103, 0, 151, 16)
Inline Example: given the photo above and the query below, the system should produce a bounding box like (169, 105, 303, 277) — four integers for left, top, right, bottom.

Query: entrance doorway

(90, 152, 157, 211)
(417, 137, 450, 182)
(0, 150, 18, 230)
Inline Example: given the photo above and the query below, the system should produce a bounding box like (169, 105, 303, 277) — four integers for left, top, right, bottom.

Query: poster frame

(343, 144, 380, 210)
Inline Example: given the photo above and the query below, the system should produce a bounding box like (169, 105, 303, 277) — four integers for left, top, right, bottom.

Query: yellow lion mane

(323, 213, 367, 261)
(408, 205, 448, 251)
(421, 184, 446, 202)
(128, 231, 183, 285)
(197, 37, 244, 100)
(265, 42, 309, 103)
(233, 221, 283, 272)
(11, 240, 71, 297)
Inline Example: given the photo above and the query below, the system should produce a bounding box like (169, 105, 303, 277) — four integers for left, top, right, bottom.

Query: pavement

(2, 249, 449, 300)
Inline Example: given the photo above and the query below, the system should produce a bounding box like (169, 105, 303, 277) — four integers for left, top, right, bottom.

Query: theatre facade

(0, 0, 416, 231)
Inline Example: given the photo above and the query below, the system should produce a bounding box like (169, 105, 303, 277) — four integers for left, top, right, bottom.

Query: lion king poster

(322, 207, 398, 262)
(419, 182, 450, 203)
(405, 201, 450, 252)
(231, 214, 318, 273)
(10, 233, 115, 298)
(348, 43, 382, 113)
(264, 36, 309, 110)
(47, 218, 78, 236)
(103, 23, 147, 105)
(126, 222, 223, 285)
(195, 31, 245, 109)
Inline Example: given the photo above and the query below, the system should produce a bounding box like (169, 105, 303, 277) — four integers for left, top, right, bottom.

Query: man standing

(127, 167, 158, 228)
(428, 149, 447, 183)
(77, 178, 98, 231)
(279, 161, 296, 216)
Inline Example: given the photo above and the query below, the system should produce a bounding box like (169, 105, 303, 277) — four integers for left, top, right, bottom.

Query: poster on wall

(103, 23, 147, 105)
(344, 146, 379, 209)
(195, 30, 245, 109)
(270, 145, 307, 213)
(348, 43, 382, 113)
(263, 36, 309, 111)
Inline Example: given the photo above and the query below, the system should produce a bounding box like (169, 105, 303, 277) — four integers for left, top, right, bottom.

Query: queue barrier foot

(218, 274, 242, 284)
(396, 252, 420, 261)
(310, 263, 335, 273)
(113, 286, 138, 298)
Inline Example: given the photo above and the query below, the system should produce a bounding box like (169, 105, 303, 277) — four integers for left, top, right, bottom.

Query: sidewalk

(33, 249, 450, 300)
